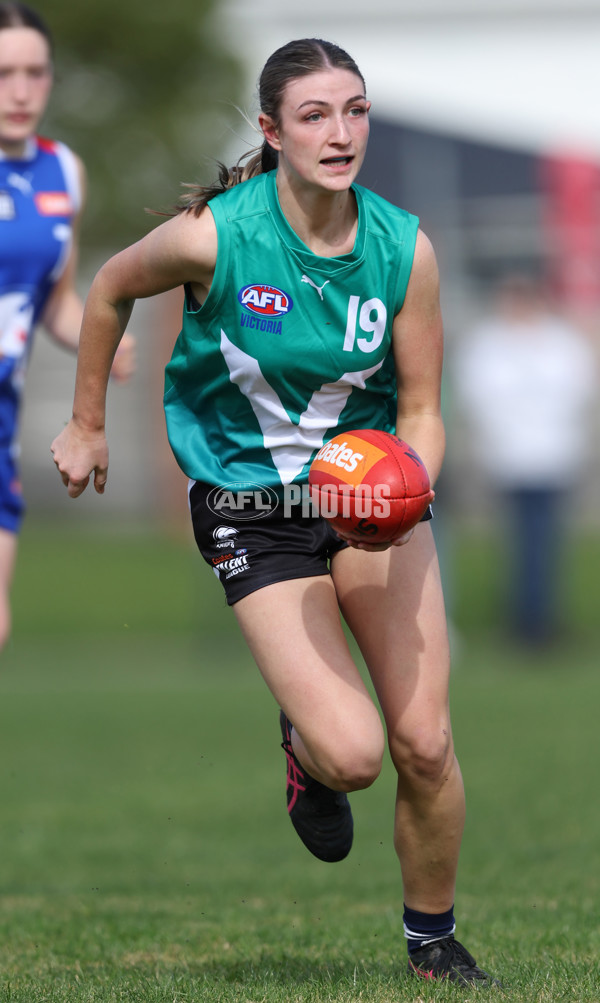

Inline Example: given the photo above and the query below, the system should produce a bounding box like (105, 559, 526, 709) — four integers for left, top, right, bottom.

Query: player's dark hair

(0, 2, 53, 55)
(176, 38, 366, 216)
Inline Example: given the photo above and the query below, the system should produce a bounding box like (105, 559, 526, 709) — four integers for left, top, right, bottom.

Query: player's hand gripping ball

(308, 428, 434, 543)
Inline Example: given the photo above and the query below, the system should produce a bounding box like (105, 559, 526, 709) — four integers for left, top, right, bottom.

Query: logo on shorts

(213, 552, 251, 579)
(207, 482, 279, 521)
(213, 525, 239, 547)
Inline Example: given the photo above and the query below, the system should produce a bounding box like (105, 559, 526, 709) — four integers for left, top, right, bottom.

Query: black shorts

(189, 480, 349, 606)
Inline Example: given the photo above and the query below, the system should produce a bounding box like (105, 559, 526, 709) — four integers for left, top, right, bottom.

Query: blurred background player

(454, 273, 597, 646)
(0, 2, 134, 651)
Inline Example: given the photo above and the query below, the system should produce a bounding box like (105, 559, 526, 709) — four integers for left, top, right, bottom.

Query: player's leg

(0, 527, 17, 650)
(188, 480, 383, 860)
(331, 526, 499, 983)
(233, 573, 385, 792)
(233, 573, 385, 862)
(331, 522, 463, 910)
(0, 449, 25, 651)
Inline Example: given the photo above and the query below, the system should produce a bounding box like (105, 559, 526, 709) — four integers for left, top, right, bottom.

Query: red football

(308, 428, 434, 543)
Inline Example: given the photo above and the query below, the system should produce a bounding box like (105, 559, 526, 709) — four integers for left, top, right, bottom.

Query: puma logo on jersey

(314, 440, 363, 473)
(7, 172, 33, 197)
(301, 274, 330, 300)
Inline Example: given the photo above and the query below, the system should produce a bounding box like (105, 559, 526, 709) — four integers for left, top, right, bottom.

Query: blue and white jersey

(0, 135, 81, 450)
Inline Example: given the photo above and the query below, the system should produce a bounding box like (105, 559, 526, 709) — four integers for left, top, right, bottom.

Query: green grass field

(2, 520, 600, 1002)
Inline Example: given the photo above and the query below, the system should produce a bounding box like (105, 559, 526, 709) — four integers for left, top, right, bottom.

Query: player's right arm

(51, 208, 218, 498)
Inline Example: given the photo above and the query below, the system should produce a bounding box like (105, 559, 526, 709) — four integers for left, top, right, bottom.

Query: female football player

(51, 37, 497, 986)
(0, 2, 134, 650)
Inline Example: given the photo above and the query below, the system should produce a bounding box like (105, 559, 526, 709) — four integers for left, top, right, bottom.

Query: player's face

(0, 28, 53, 156)
(260, 67, 370, 193)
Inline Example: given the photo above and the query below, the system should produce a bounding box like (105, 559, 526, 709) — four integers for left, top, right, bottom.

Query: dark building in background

(361, 117, 600, 321)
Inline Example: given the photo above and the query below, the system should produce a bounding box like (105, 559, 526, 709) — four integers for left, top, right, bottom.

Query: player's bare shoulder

(167, 205, 218, 302)
(110, 204, 218, 301)
(160, 205, 218, 281)
(410, 229, 441, 292)
(396, 228, 441, 327)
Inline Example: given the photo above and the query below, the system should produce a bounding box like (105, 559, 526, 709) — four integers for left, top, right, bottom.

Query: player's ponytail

(174, 140, 278, 217)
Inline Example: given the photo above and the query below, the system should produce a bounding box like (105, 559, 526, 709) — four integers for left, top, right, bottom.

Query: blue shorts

(0, 447, 24, 534)
(189, 480, 349, 606)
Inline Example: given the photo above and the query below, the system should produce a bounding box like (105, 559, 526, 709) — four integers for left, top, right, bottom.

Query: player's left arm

(336, 230, 444, 554)
(40, 155, 135, 382)
(392, 228, 445, 487)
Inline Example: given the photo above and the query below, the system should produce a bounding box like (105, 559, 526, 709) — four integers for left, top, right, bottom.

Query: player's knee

(325, 729, 384, 792)
(328, 755, 382, 793)
(390, 726, 453, 788)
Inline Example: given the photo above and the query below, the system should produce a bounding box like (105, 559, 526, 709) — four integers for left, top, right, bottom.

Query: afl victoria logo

(238, 284, 293, 317)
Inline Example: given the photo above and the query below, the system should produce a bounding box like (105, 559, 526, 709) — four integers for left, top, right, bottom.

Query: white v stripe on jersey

(220, 329, 384, 484)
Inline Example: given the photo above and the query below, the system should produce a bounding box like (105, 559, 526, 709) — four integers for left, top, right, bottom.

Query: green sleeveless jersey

(164, 170, 419, 487)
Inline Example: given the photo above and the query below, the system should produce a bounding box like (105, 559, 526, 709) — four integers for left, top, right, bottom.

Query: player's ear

(259, 113, 282, 152)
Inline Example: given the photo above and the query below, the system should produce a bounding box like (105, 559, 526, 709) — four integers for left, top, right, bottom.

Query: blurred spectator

(453, 273, 597, 646)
